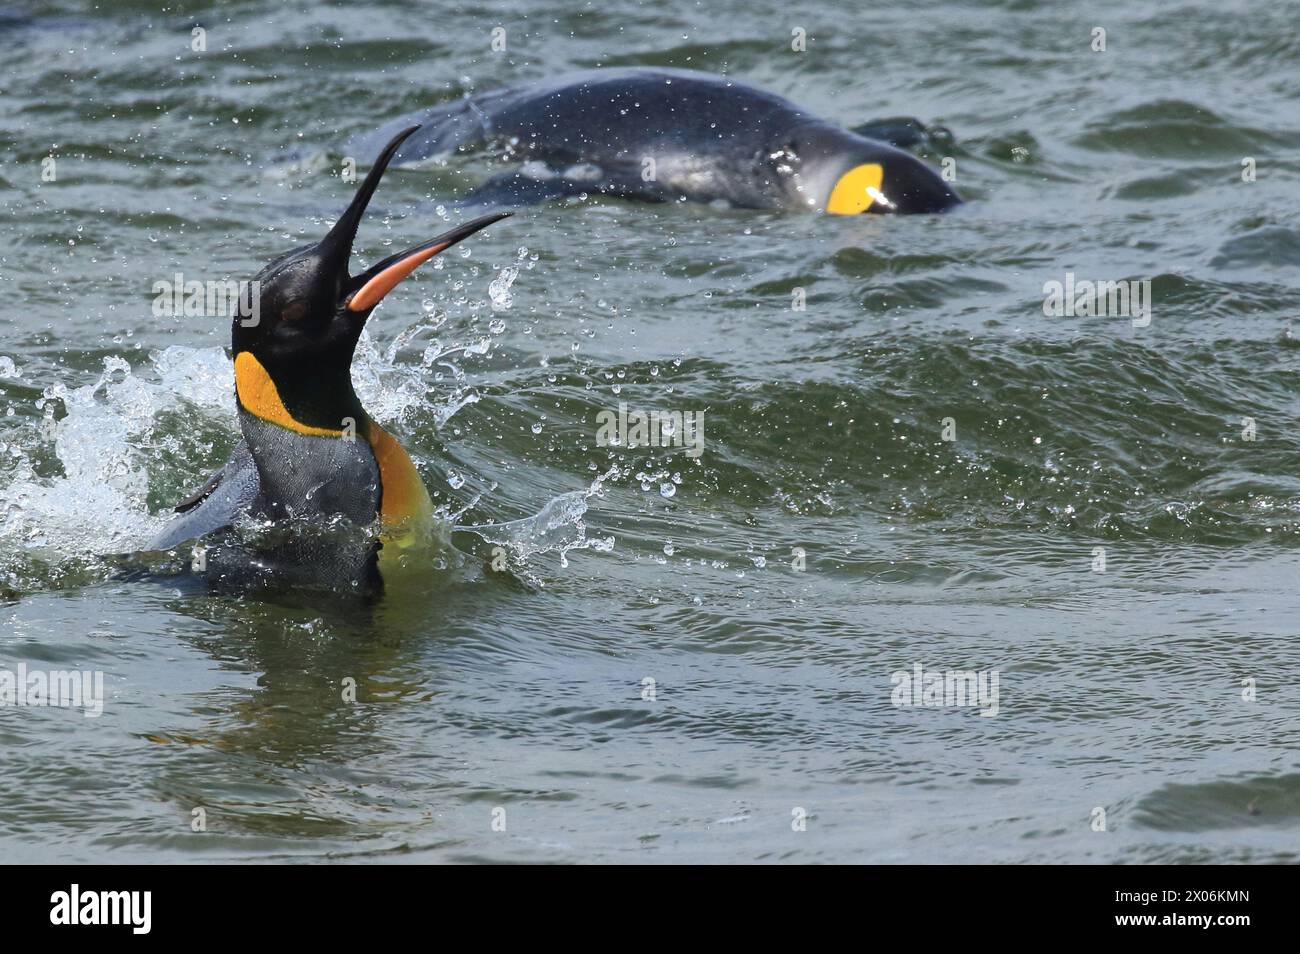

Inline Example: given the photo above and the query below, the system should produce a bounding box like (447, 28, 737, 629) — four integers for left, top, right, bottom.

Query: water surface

(2, 0, 1299, 863)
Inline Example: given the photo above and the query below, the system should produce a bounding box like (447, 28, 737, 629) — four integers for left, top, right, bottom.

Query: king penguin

(342, 67, 961, 215)
(148, 126, 508, 599)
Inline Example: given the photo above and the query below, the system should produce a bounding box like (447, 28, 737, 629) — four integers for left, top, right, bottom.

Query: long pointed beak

(345, 211, 511, 313)
(319, 124, 423, 272)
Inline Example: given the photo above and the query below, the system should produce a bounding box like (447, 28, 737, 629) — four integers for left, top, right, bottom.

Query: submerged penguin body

(150, 409, 427, 596)
(345, 67, 960, 214)
(148, 128, 505, 598)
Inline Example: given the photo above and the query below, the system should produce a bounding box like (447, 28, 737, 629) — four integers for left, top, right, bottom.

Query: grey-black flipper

(147, 440, 260, 552)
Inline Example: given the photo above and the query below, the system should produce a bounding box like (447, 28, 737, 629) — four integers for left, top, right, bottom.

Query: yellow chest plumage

(233, 351, 435, 568)
(366, 423, 434, 537)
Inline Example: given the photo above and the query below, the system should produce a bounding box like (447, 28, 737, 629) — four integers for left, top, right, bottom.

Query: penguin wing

(146, 440, 260, 552)
(171, 467, 226, 514)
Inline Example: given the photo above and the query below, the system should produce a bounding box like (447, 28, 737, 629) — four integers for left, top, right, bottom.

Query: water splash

(1, 356, 170, 571)
(460, 468, 618, 570)
(0, 259, 597, 593)
(488, 264, 519, 312)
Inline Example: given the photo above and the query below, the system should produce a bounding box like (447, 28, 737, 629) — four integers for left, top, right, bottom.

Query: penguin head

(229, 126, 507, 430)
(825, 149, 961, 215)
(779, 123, 961, 215)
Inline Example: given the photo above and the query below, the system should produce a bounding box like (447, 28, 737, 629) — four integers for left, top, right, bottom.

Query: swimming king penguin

(342, 67, 962, 215)
(148, 126, 508, 599)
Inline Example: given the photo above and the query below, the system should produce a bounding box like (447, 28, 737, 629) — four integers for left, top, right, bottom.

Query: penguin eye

(280, 301, 308, 322)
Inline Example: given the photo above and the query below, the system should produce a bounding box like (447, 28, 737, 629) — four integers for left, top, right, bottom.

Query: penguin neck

(234, 349, 370, 438)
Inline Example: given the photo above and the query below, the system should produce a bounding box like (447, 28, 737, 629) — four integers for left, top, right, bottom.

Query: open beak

(316, 123, 511, 314)
(346, 211, 510, 312)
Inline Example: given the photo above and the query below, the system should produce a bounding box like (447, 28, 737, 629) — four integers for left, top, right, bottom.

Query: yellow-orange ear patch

(233, 351, 343, 437)
(826, 163, 885, 214)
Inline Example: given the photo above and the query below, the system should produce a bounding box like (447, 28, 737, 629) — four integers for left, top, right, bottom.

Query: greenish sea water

(2, 0, 1299, 863)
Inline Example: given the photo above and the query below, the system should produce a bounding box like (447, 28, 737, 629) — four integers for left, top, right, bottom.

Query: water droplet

(489, 265, 518, 311)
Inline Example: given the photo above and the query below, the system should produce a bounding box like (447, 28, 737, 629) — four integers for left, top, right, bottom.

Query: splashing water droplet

(488, 265, 518, 312)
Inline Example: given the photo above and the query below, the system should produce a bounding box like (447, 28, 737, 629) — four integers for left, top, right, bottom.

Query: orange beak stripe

(346, 241, 453, 313)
